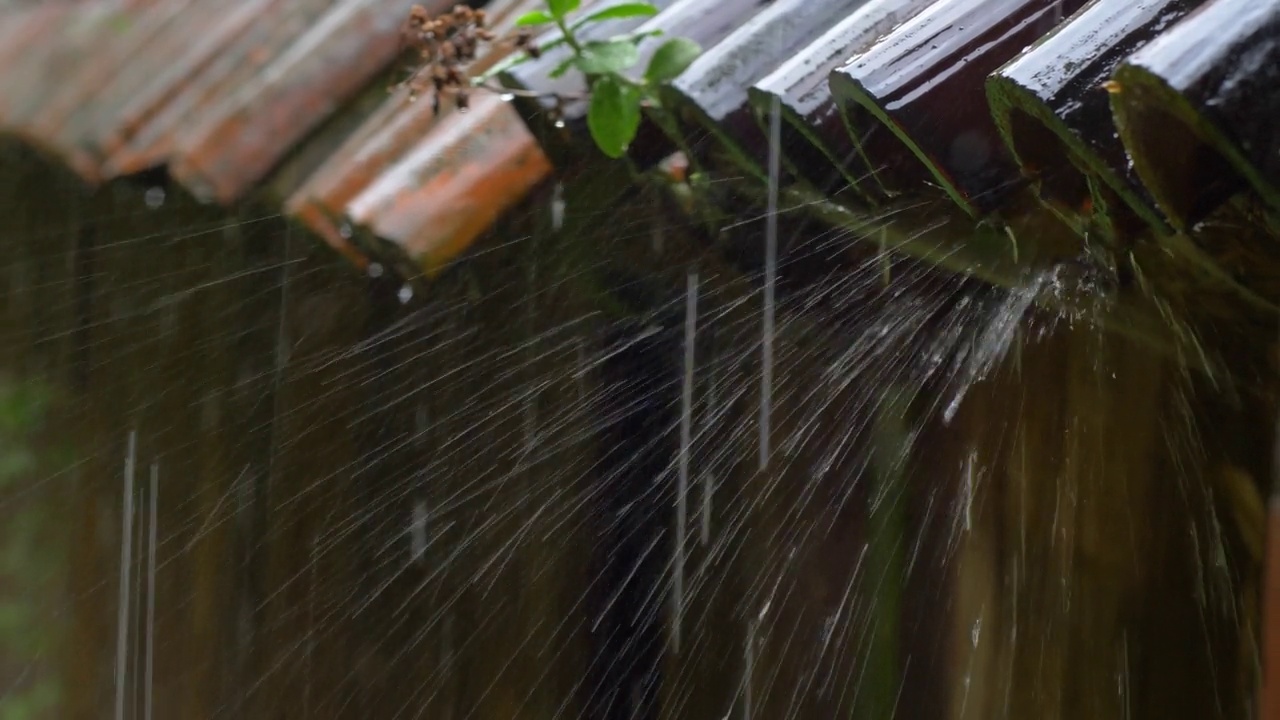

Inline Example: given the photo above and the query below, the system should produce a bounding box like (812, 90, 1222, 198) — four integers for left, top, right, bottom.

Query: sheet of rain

(0, 66, 1271, 720)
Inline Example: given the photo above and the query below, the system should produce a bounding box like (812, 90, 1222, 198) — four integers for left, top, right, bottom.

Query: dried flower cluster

(401, 4, 540, 112)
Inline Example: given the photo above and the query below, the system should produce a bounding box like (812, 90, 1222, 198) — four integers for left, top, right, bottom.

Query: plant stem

(554, 13, 585, 55)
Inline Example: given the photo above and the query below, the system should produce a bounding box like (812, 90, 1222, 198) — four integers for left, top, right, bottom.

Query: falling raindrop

(398, 284, 414, 304)
(410, 499, 428, 566)
(339, 222, 354, 239)
(673, 270, 697, 655)
(143, 186, 165, 209)
(551, 182, 565, 232)
(366, 262, 384, 278)
(760, 96, 781, 472)
(553, 119, 566, 129)
(115, 430, 137, 720)
(144, 462, 158, 720)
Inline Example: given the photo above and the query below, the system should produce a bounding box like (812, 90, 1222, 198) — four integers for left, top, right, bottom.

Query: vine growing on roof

(402, 1, 701, 159)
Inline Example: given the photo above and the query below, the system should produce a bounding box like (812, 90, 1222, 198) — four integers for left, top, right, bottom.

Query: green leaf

(587, 75, 642, 158)
(575, 39, 640, 75)
(572, 2, 659, 27)
(514, 10, 554, 26)
(645, 37, 701, 83)
(547, 0, 581, 19)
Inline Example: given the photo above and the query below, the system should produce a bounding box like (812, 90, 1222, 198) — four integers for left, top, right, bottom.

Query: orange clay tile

(52, 0, 243, 174)
(0, 4, 72, 80)
(30, 0, 202, 153)
(99, 0, 283, 173)
(346, 92, 552, 276)
(0, 0, 164, 180)
(105, 0, 333, 177)
(284, 0, 540, 261)
(169, 0, 439, 204)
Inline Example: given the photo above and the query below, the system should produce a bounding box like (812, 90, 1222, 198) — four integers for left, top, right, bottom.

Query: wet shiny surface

(662, 0, 873, 172)
(830, 0, 1089, 214)
(747, 0, 936, 192)
(988, 0, 1205, 232)
(1113, 0, 1280, 226)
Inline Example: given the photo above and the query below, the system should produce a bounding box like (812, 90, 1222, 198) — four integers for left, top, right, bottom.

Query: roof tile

(662, 0, 874, 178)
(169, 0, 423, 203)
(747, 0, 936, 196)
(285, 0, 538, 260)
(346, 92, 552, 276)
(106, 0, 335, 177)
(829, 0, 1090, 215)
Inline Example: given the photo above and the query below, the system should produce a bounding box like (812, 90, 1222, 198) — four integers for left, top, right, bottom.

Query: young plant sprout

(402, 1, 702, 158)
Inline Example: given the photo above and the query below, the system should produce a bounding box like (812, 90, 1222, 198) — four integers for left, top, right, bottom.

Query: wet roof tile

(99, 0, 285, 170)
(31, 0, 204, 142)
(0, 0, 156, 178)
(2, 0, 1279, 284)
(106, 0, 335, 177)
(830, 0, 1091, 216)
(168, 0, 419, 204)
(988, 0, 1204, 236)
(284, 0, 538, 261)
(661, 0, 875, 178)
(345, 92, 552, 277)
(747, 0, 936, 196)
(1112, 0, 1280, 228)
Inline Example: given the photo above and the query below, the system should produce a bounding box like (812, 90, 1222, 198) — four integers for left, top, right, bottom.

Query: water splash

(942, 270, 1052, 424)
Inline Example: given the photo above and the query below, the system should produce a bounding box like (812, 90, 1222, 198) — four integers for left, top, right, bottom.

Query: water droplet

(398, 284, 414, 304)
(499, 93, 515, 102)
(338, 222, 353, 239)
(366, 262, 384, 278)
(143, 186, 165, 209)
(550, 183, 565, 231)
(554, 119, 566, 129)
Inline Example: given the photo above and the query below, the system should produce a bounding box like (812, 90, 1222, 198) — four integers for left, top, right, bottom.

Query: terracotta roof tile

(105, 0, 335, 176)
(346, 92, 552, 276)
(100, 0, 289, 176)
(284, 0, 538, 262)
(0, 0, 156, 177)
(168, 0, 420, 203)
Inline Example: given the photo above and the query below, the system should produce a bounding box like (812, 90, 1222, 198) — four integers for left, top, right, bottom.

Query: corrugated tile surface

(2, 0, 1280, 279)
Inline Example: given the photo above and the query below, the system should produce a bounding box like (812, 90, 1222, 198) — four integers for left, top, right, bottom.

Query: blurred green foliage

(0, 377, 62, 720)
